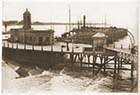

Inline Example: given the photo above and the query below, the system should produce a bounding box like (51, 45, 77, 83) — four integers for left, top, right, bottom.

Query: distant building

(9, 8, 54, 45)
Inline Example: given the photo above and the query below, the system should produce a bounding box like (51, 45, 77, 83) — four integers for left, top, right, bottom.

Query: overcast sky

(2, 0, 138, 41)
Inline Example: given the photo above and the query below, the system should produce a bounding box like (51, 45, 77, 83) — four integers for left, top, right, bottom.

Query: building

(9, 8, 54, 45)
(92, 32, 107, 52)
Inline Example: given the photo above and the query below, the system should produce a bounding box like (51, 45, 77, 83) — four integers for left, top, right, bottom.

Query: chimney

(83, 15, 86, 28)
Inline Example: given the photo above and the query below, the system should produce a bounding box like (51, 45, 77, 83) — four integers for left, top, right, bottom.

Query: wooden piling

(70, 53, 74, 70)
(87, 55, 90, 69)
(50, 45, 54, 69)
(131, 61, 134, 82)
(113, 43, 115, 48)
(104, 56, 107, 72)
(41, 44, 43, 51)
(51, 45, 53, 51)
(129, 44, 131, 50)
(7, 42, 9, 48)
(24, 43, 26, 50)
(121, 44, 123, 49)
(114, 56, 117, 78)
(3, 42, 5, 47)
(92, 54, 96, 76)
(80, 54, 83, 74)
(16, 43, 18, 49)
(32, 44, 34, 50)
(12, 42, 13, 48)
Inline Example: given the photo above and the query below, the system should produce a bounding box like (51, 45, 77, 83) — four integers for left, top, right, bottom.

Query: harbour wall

(2, 47, 65, 69)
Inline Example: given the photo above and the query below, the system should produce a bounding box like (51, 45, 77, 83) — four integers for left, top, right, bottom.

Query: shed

(92, 32, 107, 52)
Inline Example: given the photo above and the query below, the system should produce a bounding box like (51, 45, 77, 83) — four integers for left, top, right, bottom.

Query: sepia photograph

(1, 0, 139, 94)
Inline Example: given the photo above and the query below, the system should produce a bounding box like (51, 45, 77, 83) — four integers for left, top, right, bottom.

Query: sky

(2, 0, 139, 42)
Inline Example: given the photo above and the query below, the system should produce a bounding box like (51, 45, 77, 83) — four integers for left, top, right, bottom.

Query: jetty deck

(2, 41, 138, 92)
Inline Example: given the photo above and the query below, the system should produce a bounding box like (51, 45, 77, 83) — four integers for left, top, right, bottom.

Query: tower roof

(23, 8, 31, 15)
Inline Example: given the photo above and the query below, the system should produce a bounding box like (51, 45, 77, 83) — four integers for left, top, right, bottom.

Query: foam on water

(2, 61, 113, 93)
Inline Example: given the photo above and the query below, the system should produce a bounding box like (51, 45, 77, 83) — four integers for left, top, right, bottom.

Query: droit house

(9, 8, 54, 45)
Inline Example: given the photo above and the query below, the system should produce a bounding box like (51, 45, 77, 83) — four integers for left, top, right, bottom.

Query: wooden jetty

(2, 41, 138, 92)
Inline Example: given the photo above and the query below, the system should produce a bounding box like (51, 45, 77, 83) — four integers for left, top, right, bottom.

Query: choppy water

(2, 60, 114, 93)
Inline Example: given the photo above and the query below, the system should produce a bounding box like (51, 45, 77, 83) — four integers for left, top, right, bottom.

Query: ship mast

(69, 6, 71, 32)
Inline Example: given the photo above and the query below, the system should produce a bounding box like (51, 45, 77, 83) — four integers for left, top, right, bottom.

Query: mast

(69, 6, 71, 32)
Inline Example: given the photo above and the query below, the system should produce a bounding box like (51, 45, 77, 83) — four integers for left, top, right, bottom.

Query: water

(2, 61, 113, 92)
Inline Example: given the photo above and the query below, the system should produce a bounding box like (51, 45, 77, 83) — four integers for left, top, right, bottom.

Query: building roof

(92, 32, 106, 38)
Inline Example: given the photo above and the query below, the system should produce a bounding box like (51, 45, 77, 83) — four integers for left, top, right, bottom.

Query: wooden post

(80, 54, 83, 74)
(61, 46, 63, 52)
(113, 43, 115, 48)
(121, 44, 123, 49)
(3, 42, 5, 47)
(51, 45, 53, 51)
(24, 43, 26, 50)
(72, 46, 74, 52)
(117, 57, 120, 74)
(32, 44, 34, 50)
(70, 53, 74, 70)
(129, 44, 131, 50)
(114, 56, 117, 78)
(88, 55, 90, 70)
(16, 43, 18, 49)
(7, 42, 9, 48)
(92, 54, 96, 76)
(104, 56, 107, 72)
(12, 42, 13, 48)
(41, 44, 43, 51)
(50, 45, 53, 69)
(131, 61, 134, 83)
